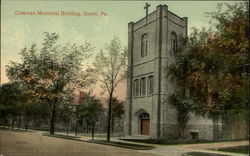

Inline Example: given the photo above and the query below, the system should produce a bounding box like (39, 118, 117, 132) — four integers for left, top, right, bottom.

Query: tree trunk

(75, 106, 78, 136)
(111, 115, 114, 134)
(178, 127, 182, 140)
(18, 115, 21, 130)
(11, 117, 15, 130)
(213, 118, 219, 141)
(50, 104, 56, 135)
(75, 121, 78, 136)
(86, 120, 89, 133)
(8, 118, 10, 128)
(2, 118, 5, 128)
(107, 92, 113, 142)
(180, 123, 185, 140)
(91, 122, 95, 140)
(25, 114, 29, 131)
(66, 117, 69, 136)
(4, 118, 8, 128)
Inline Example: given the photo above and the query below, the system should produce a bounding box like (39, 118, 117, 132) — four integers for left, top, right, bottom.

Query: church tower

(124, 4, 188, 139)
(124, 3, 248, 141)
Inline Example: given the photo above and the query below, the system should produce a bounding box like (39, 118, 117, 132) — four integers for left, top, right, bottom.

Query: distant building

(68, 92, 125, 134)
(90, 97, 125, 134)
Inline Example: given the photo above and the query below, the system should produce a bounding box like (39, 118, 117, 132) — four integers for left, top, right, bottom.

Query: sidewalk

(37, 130, 249, 156)
(75, 134, 248, 156)
(111, 137, 248, 156)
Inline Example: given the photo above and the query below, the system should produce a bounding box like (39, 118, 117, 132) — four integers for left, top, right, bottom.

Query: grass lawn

(120, 138, 248, 146)
(185, 145, 249, 156)
(216, 145, 249, 154)
(184, 152, 228, 156)
(120, 138, 215, 145)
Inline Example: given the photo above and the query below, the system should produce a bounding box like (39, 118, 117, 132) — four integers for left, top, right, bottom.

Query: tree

(58, 102, 72, 136)
(79, 92, 103, 140)
(93, 37, 127, 141)
(111, 97, 124, 133)
(169, 2, 249, 119)
(29, 101, 50, 130)
(0, 82, 44, 131)
(23, 101, 35, 130)
(6, 32, 95, 134)
(0, 82, 22, 129)
(168, 93, 190, 140)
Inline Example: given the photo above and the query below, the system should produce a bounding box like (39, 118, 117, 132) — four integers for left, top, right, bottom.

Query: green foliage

(169, 2, 249, 118)
(58, 103, 72, 119)
(0, 82, 22, 120)
(0, 82, 45, 129)
(92, 37, 127, 141)
(111, 97, 124, 118)
(111, 97, 124, 133)
(93, 37, 127, 94)
(5, 32, 95, 134)
(0, 82, 21, 107)
(6, 32, 95, 105)
(78, 92, 103, 123)
(168, 93, 190, 139)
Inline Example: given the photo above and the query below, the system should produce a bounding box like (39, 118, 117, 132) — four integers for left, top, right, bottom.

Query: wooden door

(141, 119, 150, 135)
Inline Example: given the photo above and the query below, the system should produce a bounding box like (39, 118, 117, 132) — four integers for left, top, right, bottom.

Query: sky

(1, 0, 240, 100)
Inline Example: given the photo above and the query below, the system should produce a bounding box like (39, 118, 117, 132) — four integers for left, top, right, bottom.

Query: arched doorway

(140, 113, 150, 135)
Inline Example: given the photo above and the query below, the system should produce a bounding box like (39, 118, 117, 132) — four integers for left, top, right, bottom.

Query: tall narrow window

(140, 77, 146, 96)
(133, 79, 139, 97)
(171, 32, 177, 53)
(148, 76, 153, 95)
(141, 34, 149, 57)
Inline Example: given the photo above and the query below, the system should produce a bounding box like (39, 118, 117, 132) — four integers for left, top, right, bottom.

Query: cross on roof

(144, 3, 151, 24)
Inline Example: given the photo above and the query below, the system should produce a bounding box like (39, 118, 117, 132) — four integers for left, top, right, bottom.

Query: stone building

(124, 4, 222, 140)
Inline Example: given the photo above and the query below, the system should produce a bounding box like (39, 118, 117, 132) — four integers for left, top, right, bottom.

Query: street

(0, 130, 157, 156)
(0, 130, 248, 156)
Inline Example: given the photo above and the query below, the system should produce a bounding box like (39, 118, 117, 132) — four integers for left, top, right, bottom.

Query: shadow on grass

(215, 145, 249, 154)
(42, 133, 81, 139)
(121, 138, 215, 145)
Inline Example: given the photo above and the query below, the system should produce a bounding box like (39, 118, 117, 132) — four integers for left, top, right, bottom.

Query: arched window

(171, 32, 177, 53)
(141, 34, 149, 57)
